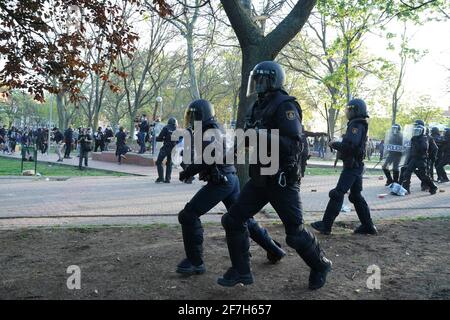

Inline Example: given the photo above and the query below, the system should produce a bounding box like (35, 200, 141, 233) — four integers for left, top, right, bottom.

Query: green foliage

(368, 117, 392, 139)
(396, 95, 447, 126)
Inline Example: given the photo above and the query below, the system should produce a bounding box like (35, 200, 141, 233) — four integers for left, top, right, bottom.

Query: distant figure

(104, 126, 114, 151)
(64, 126, 73, 159)
(94, 127, 105, 152)
(379, 139, 384, 160)
(155, 117, 178, 183)
(78, 128, 92, 170)
(115, 127, 128, 164)
(52, 127, 65, 162)
(138, 114, 149, 154)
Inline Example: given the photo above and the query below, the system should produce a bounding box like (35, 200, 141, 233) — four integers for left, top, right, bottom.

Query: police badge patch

(286, 110, 296, 120)
(352, 127, 358, 134)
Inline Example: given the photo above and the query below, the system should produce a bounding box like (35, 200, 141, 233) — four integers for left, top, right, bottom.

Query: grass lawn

(0, 156, 129, 177)
(304, 166, 380, 176)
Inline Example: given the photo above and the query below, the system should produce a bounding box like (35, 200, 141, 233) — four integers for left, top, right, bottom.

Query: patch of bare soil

(0, 218, 449, 300)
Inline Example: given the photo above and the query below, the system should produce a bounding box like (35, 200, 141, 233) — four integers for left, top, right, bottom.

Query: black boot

(312, 197, 341, 235)
(177, 223, 205, 275)
(310, 221, 331, 235)
(383, 169, 393, 186)
(247, 220, 286, 264)
(218, 229, 253, 287)
(287, 228, 332, 290)
(351, 195, 377, 235)
(393, 170, 400, 184)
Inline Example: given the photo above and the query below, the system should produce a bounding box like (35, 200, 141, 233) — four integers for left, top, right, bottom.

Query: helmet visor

(345, 105, 354, 120)
(413, 126, 424, 136)
(184, 108, 196, 129)
(246, 70, 274, 97)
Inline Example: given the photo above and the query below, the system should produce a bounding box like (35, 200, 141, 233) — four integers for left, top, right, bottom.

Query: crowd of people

(381, 121, 450, 195)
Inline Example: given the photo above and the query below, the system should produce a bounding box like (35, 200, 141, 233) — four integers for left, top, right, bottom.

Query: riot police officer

(436, 128, 450, 183)
(431, 127, 444, 179)
(176, 99, 286, 276)
(219, 61, 332, 290)
(382, 124, 403, 186)
(419, 126, 438, 191)
(155, 117, 178, 183)
(400, 124, 438, 194)
(311, 99, 377, 235)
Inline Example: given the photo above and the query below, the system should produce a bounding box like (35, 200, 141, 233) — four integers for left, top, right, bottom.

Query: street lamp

(156, 96, 163, 119)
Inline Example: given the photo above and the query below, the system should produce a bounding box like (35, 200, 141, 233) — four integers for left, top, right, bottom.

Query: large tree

(0, 0, 140, 102)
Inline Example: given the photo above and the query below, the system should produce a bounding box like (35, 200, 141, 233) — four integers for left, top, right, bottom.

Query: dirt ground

(0, 218, 449, 300)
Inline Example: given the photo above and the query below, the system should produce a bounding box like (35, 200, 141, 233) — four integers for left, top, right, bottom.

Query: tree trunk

(186, 29, 201, 100)
(235, 45, 272, 186)
(56, 92, 65, 130)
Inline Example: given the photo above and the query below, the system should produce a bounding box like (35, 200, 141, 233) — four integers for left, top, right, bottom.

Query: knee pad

(178, 203, 198, 226)
(329, 188, 344, 201)
(285, 227, 317, 253)
(348, 192, 363, 204)
(221, 213, 245, 233)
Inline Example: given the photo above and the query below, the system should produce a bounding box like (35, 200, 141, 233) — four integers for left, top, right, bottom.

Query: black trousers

(401, 159, 436, 191)
(64, 141, 72, 157)
(222, 178, 327, 275)
(156, 146, 173, 181)
(79, 150, 88, 169)
(322, 165, 373, 230)
(436, 155, 449, 181)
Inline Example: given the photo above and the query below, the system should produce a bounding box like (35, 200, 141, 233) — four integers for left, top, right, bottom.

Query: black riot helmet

(431, 127, 440, 136)
(444, 128, 450, 138)
(345, 99, 369, 120)
(168, 117, 178, 127)
(392, 124, 401, 135)
(414, 119, 425, 127)
(184, 99, 215, 129)
(246, 61, 285, 97)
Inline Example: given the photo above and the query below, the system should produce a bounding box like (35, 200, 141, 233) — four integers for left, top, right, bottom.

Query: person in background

(379, 139, 384, 160)
(115, 127, 128, 164)
(94, 127, 105, 152)
(64, 126, 73, 159)
(52, 127, 65, 162)
(78, 128, 92, 170)
(104, 126, 114, 151)
(138, 114, 150, 154)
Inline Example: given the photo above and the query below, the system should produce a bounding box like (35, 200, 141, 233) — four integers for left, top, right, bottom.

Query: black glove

(179, 170, 189, 182)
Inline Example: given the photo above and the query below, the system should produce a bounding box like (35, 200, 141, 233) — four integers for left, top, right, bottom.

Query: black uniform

(138, 119, 149, 154)
(435, 130, 450, 183)
(64, 128, 73, 158)
(315, 118, 375, 234)
(176, 107, 285, 275)
(155, 123, 177, 183)
(382, 129, 403, 185)
(220, 90, 331, 289)
(94, 129, 105, 152)
(115, 130, 128, 164)
(78, 133, 92, 169)
(401, 133, 438, 194)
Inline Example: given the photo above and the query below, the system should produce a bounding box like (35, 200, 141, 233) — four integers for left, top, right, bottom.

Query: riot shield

(400, 124, 414, 167)
(384, 127, 404, 160)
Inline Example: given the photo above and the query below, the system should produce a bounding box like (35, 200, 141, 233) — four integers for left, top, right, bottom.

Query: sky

(364, 19, 450, 110)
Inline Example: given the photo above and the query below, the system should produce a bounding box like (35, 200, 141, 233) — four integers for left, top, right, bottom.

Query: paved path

(0, 173, 448, 229)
